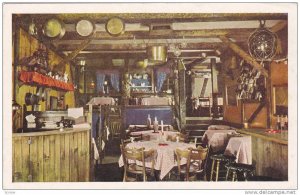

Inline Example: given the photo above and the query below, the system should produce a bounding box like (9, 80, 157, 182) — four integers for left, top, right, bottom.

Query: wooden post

(178, 60, 186, 130)
(265, 62, 272, 128)
(219, 36, 269, 78)
(173, 67, 180, 130)
(13, 15, 20, 101)
(211, 58, 219, 118)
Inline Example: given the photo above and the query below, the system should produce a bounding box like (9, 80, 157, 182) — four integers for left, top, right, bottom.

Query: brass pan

(76, 19, 95, 37)
(43, 18, 65, 39)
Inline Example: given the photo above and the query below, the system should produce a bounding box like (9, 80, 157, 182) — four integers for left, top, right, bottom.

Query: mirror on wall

(272, 85, 288, 115)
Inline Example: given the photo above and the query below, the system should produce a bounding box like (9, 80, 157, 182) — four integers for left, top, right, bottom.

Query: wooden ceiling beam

(51, 13, 287, 23)
(219, 35, 269, 77)
(57, 42, 222, 51)
(55, 37, 93, 72)
(271, 20, 287, 32)
(56, 29, 230, 41)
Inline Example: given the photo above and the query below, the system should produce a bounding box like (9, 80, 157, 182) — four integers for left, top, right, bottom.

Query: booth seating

(141, 97, 171, 106)
(123, 106, 173, 128)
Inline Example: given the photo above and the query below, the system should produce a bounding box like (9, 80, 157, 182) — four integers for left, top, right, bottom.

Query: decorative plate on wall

(76, 19, 95, 37)
(105, 17, 125, 36)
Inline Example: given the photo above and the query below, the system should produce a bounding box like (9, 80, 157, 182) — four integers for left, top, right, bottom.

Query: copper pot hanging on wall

(147, 45, 167, 65)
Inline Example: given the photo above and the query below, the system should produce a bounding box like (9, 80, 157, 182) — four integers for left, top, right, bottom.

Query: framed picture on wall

(272, 85, 288, 115)
(226, 85, 238, 106)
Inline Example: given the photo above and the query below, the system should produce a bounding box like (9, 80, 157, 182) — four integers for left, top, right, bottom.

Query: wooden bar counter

(237, 128, 288, 180)
(12, 128, 91, 182)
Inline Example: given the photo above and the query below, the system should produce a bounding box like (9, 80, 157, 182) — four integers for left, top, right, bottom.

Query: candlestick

(161, 120, 164, 132)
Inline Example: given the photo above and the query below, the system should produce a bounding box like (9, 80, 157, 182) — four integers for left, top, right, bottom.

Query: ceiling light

(173, 47, 181, 57)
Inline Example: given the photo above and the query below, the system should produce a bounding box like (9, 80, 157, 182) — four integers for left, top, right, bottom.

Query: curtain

(96, 72, 105, 93)
(110, 73, 120, 92)
(156, 72, 167, 92)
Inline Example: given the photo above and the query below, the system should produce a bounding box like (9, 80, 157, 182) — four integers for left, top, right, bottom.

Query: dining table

(86, 97, 116, 105)
(128, 125, 178, 141)
(207, 125, 233, 130)
(202, 129, 237, 152)
(224, 135, 252, 165)
(118, 140, 196, 180)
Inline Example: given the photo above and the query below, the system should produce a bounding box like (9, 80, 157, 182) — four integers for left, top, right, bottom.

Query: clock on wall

(105, 17, 125, 36)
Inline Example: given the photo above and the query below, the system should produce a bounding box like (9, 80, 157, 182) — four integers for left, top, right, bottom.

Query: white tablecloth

(130, 130, 179, 141)
(202, 129, 237, 152)
(224, 135, 252, 165)
(208, 125, 233, 130)
(141, 97, 171, 105)
(118, 140, 196, 180)
(86, 97, 115, 105)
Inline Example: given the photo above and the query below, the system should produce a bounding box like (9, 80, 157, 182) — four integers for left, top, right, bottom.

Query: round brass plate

(43, 18, 65, 38)
(105, 17, 125, 36)
(76, 20, 95, 37)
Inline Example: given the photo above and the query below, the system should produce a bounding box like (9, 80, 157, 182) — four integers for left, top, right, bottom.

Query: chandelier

(248, 20, 277, 61)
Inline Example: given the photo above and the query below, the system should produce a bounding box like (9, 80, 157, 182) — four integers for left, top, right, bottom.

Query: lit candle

(161, 120, 164, 132)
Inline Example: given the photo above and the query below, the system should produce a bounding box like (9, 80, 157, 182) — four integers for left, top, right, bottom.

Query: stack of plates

(42, 121, 59, 129)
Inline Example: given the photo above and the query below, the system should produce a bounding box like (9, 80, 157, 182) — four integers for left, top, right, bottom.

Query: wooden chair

(121, 138, 131, 147)
(104, 105, 123, 140)
(120, 145, 155, 182)
(108, 116, 122, 139)
(175, 146, 209, 181)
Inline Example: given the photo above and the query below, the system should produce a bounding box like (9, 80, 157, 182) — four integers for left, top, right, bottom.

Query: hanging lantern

(248, 20, 277, 61)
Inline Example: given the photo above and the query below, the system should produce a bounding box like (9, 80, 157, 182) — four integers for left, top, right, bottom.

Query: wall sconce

(28, 18, 38, 36)
(79, 59, 86, 72)
(89, 80, 95, 89)
(12, 100, 21, 111)
(80, 60, 86, 66)
(12, 100, 22, 132)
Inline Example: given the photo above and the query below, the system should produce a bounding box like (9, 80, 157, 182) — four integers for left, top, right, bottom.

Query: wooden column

(178, 60, 186, 130)
(13, 15, 20, 101)
(265, 62, 272, 128)
(211, 58, 219, 118)
(211, 58, 218, 93)
(173, 68, 180, 129)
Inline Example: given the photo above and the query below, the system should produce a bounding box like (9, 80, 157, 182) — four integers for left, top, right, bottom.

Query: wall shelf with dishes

(129, 72, 154, 93)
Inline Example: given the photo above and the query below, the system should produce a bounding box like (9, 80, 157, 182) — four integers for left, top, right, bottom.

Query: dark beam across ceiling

(51, 13, 287, 23)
